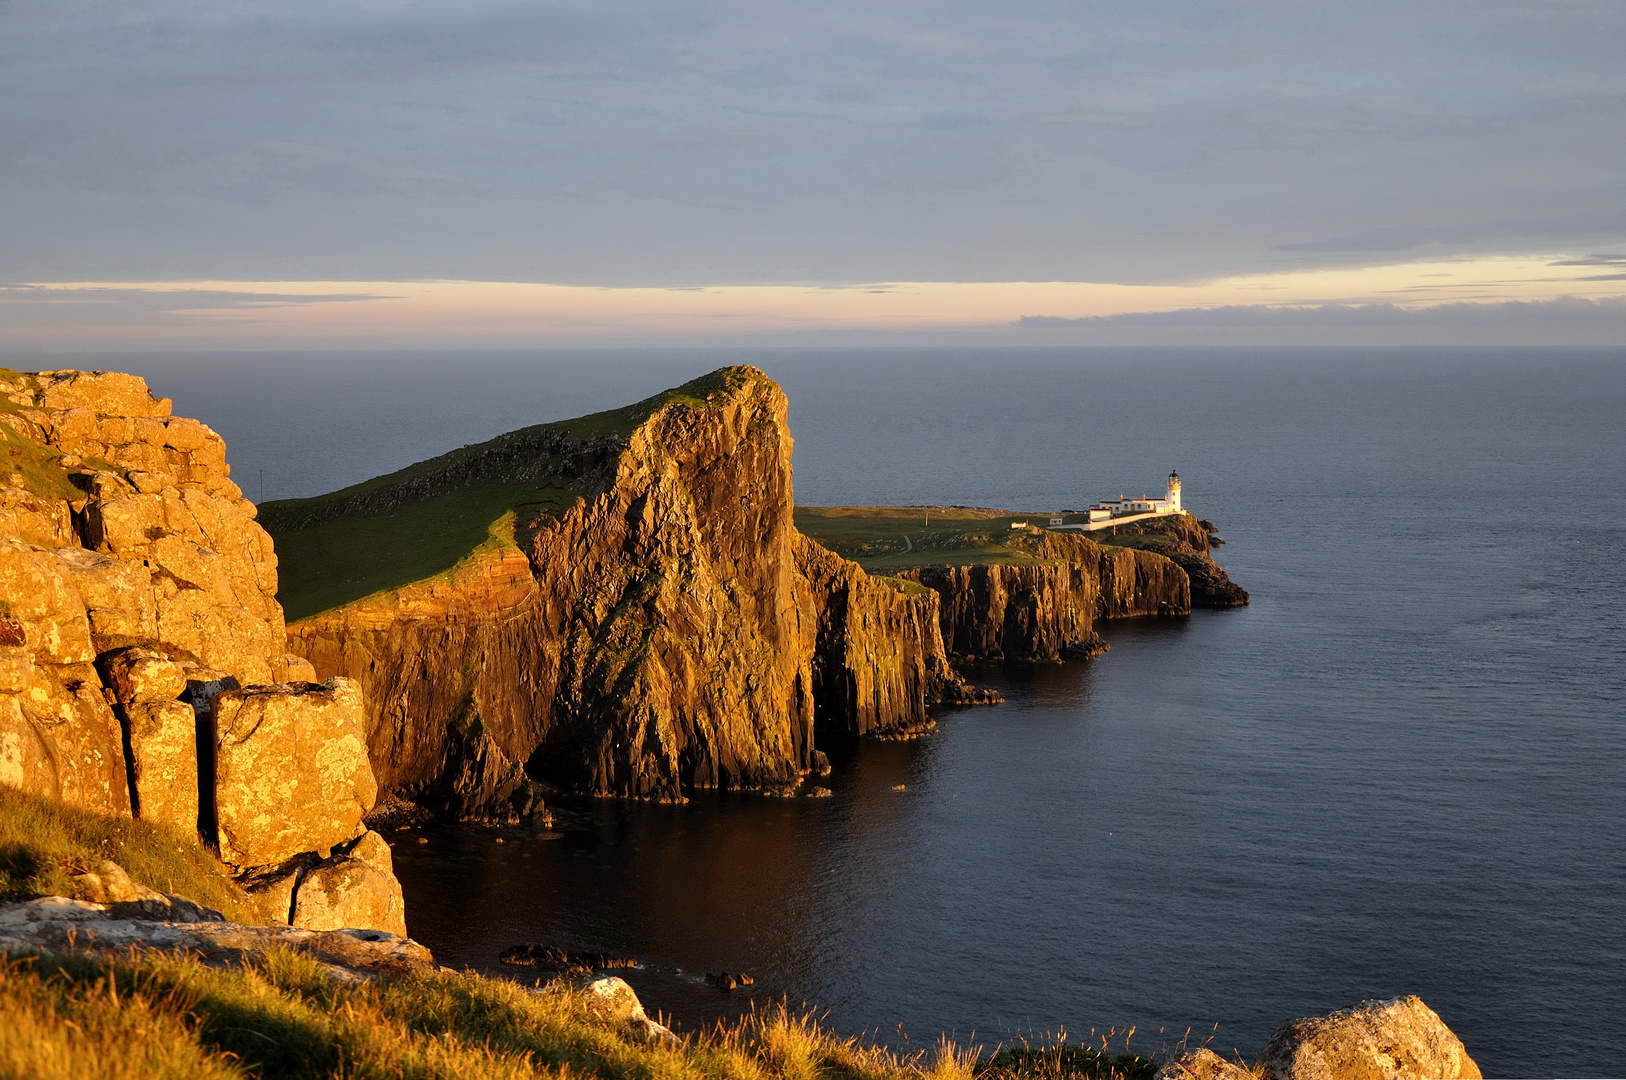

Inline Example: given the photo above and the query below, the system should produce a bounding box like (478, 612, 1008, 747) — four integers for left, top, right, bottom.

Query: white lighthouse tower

(1164, 470, 1182, 512)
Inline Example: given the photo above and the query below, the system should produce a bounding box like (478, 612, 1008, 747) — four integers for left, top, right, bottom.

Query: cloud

(2, 0, 1625, 285)
(1017, 295, 1626, 329)
(0, 284, 393, 306)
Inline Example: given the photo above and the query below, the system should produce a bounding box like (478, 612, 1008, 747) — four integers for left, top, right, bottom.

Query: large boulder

(289, 830, 407, 937)
(212, 678, 376, 867)
(1258, 996, 1481, 1080)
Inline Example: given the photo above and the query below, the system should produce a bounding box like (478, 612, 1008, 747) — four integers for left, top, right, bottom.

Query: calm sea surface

(41, 347, 1626, 1076)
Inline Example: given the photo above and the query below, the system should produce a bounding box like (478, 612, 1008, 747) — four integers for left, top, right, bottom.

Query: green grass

(0, 369, 116, 506)
(0, 945, 1044, 1080)
(0, 784, 264, 924)
(794, 506, 1211, 570)
(263, 369, 770, 622)
(267, 482, 570, 622)
(975, 1044, 1154, 1080)
(794, 507, 1062, 572)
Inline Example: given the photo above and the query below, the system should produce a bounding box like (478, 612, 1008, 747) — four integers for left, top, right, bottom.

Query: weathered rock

(102, 646, 188, 703)
(0, 895, 433, 980)
(1258, 996, 1481, 1080)
(50, 546, 158, 653)
(572, 975, 678, 1043)
(124, 697, 200, 831)
(212, 678, 376, 868)
(0, 539, 96, 666)
(289, 830, 407, 937)
(69, 858, 167, 905)
(1170, 551, 1250, 608)
(1158, 1049, 1257, 1080)
(237, 854, 320, 925)
(798, 536, 958, 744)
(0, 368, 320, 828)
(500, 943, 638, 970)
(0, 661, 130, 814)
(282, 654, 318, 682)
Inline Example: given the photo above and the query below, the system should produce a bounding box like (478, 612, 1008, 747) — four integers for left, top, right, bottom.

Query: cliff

(280, 369, 961, 810)
(0, 368, 405, 936)
(1086, 512, 1250, 609)
(796, 507, 1244, 666)
(900, 532, 1191, 663)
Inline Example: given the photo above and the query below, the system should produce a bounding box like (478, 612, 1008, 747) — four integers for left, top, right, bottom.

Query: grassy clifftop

(793, 507, 1205, 572)
(262, 368, 770, 622)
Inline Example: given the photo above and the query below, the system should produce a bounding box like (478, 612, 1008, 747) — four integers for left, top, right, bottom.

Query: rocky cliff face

(1091, 512, 1250, 609)
(290, 369, 967, 808)
(0, 368, 403, 935)
(900, 532, 1191, 663)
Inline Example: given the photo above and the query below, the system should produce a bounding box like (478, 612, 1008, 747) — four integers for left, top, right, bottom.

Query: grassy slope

(794, 507, 1064, 572)
(0, 946, 1159, 1080)
(262, 369, 766, 622)
(0, 370, 116, 505)
(0, 785, 263, 923)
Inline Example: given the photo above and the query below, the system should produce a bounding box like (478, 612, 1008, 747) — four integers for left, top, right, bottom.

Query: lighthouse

(1165, 470, 1182, 512)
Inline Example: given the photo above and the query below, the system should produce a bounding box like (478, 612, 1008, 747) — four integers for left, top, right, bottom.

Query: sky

(3, 0, 1625, 348)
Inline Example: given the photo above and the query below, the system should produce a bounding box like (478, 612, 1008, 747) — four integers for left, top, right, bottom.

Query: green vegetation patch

(795, 506, 1063, 572)
(976, 1044, 1156, 1080)
(0, 423, 86, 503)
(263, 369, 765, 622)
(0, 785, 261, 924)
(266, 481, 569, 622)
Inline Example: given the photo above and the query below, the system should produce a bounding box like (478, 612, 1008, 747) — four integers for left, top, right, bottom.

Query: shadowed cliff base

(268, 368, 1245, 816)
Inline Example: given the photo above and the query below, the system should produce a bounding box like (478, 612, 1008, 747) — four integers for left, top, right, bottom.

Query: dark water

(39, 347, 1626, 1075)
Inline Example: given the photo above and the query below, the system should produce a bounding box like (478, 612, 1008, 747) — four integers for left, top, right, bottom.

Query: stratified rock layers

(288, 368, 1205, 808)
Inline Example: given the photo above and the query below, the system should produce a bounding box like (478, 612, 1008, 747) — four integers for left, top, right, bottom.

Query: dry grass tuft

(0, 784, 264, 923)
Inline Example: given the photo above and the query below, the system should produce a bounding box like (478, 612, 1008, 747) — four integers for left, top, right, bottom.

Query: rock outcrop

(1258, 996, 1481, 1080)
(0, 893, 432, 981)
(1157, 1048, 1257, 1080)
(0, 368, 404, 936)
(211, 679, 374, 867)
(1090, 513, 1249, 609)
(899, 532, 1190, 663)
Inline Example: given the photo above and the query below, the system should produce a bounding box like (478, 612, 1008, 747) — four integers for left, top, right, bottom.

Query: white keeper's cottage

(1087, 471, 1183, 522)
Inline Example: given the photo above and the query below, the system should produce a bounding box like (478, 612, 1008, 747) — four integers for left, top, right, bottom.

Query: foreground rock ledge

(0, 895, 432, 981)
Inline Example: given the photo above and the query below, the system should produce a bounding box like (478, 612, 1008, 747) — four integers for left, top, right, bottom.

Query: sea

(35, 347, 1626, 1076)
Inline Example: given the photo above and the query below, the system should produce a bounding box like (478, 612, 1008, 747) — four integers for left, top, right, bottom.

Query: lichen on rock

(0, 366, 407, 937)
